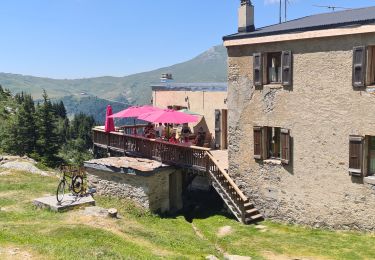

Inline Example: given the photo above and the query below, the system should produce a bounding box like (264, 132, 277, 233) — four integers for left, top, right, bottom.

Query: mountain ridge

(0, 45, 227, 121)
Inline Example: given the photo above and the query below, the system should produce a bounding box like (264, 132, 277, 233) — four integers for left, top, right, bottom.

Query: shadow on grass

(159, 188, 236, 223)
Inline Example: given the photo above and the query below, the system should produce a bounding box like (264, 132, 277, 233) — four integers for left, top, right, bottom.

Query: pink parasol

(138, 109, 198, 124)
(104, 105, 115, 132)
(109, 105, 161, 118)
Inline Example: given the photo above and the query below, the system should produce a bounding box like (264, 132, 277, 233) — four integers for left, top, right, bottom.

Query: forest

(0, 85, 96, 167)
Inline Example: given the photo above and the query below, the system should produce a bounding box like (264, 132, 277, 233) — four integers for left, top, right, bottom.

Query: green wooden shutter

(352, 46, 367, 88)
(281, 128, 290, 164)
(253, 53, 263, 87)
(253, 126, 263, 159)
(281, 50, 292, 86)
(349, 135, 363, 176)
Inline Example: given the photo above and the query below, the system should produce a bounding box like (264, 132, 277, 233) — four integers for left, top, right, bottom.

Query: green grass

(0, 171, 374, 259)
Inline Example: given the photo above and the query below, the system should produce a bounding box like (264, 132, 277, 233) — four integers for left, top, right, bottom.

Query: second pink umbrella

(138, 109, 198, 124)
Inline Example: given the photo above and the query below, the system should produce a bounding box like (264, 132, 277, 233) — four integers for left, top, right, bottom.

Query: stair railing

(205, 152, 248, 223)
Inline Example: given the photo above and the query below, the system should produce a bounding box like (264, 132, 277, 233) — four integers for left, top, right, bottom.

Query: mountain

(59, 95, 130, 123)
(0, 45, 227, 121)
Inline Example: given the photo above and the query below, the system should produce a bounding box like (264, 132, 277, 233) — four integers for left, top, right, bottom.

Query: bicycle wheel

(56, 180, 65, 203)
(72, 176, 84, 194)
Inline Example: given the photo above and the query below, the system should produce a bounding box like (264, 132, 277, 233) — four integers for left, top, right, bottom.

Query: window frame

(367, 46, 375, 86)
(266, 52, 282, 84)
(253, 126, 290, 164)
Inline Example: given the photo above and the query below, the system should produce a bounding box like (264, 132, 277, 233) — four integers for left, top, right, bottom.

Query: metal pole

(284, 0, 287, 22)
(279, 0, 282, 23)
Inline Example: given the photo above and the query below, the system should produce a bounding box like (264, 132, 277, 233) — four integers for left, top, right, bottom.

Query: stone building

(223, 2, 375, 230)
(152, 76, 228, 149)
(85, 157, 183, 213)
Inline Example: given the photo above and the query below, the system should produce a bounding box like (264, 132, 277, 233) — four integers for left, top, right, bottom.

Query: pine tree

(35, 90, 61, 165)
(15, 94, 37, 155)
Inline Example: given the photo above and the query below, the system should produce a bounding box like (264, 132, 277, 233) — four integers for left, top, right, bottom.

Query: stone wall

(87, 167, 182, 213)
(226, 33, 375, 231)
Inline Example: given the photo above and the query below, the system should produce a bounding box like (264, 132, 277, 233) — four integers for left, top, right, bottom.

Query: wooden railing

(206, 152, 249, 222)
(93, 128, 209, 171)
(92, 127, 260, 224)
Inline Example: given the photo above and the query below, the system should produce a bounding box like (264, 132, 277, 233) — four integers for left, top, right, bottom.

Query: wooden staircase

(206, 152, 263, 224)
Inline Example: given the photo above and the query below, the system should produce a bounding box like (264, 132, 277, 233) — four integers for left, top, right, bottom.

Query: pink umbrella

(138, 109, 198, 124)
(109, 105, 161, 118)
(104, 105, 115, 132)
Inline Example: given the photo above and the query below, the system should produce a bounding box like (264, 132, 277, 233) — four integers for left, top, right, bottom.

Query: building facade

(224, 2, 375, 230)
(152, 81, 228, 149)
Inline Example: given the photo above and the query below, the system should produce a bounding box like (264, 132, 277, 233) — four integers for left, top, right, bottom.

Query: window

(352, 46, 375, 87)
(349, 135, 375, 177)
(267, 52, 282, 84)
(267, 127, 281, 159)
(368, 46, 375, 85)
(167, 105, 187, 111)
(253, 126, 290, 164)
(253, 51, 292, 87)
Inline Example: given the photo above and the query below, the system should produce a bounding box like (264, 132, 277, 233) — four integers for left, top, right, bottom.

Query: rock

(0, 161, 49, 176)
(206, 255, 219, 260)
(254, 224, 267, 230)
(108, 208, 118, 218)
(224, 255, 251, 260)
(217, 225, 233, 237)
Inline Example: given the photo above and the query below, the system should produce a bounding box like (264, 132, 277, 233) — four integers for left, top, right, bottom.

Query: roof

(84, 157, 173, 176)
(151, 82, 227, 92)
(223, 6, 375, 41)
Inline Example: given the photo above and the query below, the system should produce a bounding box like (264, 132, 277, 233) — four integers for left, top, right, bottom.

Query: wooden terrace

(92, 127, 263, 224)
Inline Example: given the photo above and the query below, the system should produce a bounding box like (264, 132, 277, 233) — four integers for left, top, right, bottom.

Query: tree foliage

(0, 87, 96, 167)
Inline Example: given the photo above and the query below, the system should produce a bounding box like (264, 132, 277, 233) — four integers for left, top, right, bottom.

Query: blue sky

(0, 0, 374, 79)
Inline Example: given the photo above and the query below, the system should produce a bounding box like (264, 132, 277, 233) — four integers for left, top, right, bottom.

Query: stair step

(245, 208, 258, 216)
(246, 214, 263, 223)
(243, 202, 254, 209)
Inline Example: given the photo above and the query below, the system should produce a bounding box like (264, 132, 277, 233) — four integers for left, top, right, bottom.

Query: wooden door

(221, 109, 228, 150)
(214, 110, 221, 149)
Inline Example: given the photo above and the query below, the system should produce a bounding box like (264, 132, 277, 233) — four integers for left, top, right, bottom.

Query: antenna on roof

(279, 0, 291, 23)
(313, 5, 352, 12)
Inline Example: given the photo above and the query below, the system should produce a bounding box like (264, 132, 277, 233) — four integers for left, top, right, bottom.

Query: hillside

(59, 95, 129, 123)
(1, 169, 375, 259)
(0, 45, 228, 106)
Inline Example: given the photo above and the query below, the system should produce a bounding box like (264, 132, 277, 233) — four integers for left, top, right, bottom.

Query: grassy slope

(0, 171, 374, 259)
(0, 45, 228, 106)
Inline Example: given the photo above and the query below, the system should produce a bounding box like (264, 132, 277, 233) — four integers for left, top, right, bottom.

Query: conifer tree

(15, 94, 37, 155)
(35, 90, 61, 165)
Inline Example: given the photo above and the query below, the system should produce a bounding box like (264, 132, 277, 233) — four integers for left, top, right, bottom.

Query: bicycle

(56, 166, 86, 203)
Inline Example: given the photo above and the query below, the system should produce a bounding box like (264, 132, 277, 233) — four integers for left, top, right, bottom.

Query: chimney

(238, 0, 255, 33)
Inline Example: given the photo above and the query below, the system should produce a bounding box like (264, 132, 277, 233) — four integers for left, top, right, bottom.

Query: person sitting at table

(169, 133, 178, 144)
(181, 123, 192, 142)
(155, 123, 164, 138)
(144, 123, 155, 138)
(175, 125, 182, 142)
(194, 127, 206, 147)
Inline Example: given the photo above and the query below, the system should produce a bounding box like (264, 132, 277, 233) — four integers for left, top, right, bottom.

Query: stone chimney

(238, 0, 255, 33)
